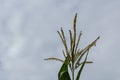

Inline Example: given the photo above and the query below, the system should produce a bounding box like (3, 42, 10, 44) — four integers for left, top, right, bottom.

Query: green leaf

(76, 51, 89, 80)
(58, 59, 71, 80)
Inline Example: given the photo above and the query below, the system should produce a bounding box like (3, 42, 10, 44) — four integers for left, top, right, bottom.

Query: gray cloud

(0, 0, 120, 80)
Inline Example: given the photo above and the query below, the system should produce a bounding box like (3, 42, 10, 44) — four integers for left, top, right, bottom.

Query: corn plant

(45, 13, 100, 80)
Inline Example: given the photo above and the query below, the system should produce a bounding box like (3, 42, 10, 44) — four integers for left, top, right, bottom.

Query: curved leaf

(58, 59, 71, 80)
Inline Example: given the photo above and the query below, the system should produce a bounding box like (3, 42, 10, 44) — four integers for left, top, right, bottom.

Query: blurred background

(0, 0, 120, 80)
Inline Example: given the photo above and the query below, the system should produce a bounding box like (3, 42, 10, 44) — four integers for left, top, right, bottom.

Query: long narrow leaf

(76, 50, 89, 80)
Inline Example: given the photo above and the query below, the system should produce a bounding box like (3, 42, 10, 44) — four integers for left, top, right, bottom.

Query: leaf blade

(58, 58, 71, 80)
(76, 50, 89, 80)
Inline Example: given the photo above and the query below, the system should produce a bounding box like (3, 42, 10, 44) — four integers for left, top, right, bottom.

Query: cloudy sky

(0, 0, 120, 80)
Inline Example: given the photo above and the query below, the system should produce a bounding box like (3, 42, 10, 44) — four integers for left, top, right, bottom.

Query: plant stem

(72, 61, 74, 80)
(72, 68, 74, 80)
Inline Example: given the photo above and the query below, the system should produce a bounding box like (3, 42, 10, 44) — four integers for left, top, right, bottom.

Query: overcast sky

(0, 0, 120, 80)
